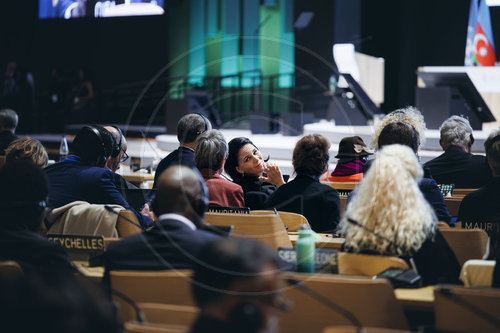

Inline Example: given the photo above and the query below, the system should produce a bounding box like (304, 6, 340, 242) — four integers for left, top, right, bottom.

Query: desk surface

(394, 286, 434, 309)
(288, 232, 345, 250)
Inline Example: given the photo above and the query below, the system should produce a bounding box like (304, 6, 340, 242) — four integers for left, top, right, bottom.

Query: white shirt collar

(157, 213, 197, 231)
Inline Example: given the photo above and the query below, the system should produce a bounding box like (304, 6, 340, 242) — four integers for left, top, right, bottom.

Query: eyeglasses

(120, 149, 129, 163)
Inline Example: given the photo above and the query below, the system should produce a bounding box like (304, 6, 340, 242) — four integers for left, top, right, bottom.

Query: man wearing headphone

(0, 160, 74, 275)
(153, 113, 212, 189)
(45, 125, 153, 227)
(104, 165, 221, 271)
(190, 237, 289, 333)
(103, 125, 137, 189)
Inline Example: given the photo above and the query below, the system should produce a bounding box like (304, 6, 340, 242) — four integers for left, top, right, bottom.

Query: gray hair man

(0, 109, 19, 155)
(195, 129, 244, 208)
(424, 115, 492, 188)
(153, 113, 212, 188)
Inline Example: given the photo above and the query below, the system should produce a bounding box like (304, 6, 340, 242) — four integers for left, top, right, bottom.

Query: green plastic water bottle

(295, 225, 315, 273)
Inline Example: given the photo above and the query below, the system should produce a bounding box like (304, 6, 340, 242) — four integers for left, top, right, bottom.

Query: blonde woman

(341, 144, 460, 286)
(5, 137, 49, 168)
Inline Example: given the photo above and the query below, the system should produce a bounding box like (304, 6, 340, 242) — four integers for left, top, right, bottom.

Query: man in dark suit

(153, 113, 211, 188)
(195, 130, 245, 207)
(45, 125, 153, 227)
(425, 116, 492, 188)
(0, 109, 18, 155)
(104, 165, 221, 271)
(0, 160, 74, 275)
(103, 125, 137, 190)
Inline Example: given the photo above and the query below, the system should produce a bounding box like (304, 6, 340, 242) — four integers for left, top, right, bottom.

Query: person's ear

(236, 165, 244, 174)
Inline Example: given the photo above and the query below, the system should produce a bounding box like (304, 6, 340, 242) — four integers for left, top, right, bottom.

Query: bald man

(104, 165, 221, 271)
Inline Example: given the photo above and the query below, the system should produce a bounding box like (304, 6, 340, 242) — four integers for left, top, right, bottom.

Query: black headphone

(228, 302, 263, 333)
(110, 126, 123, 158)
(195, 113, 209, 136)
(150, 167, 209, 221)
(84, 125, 107, 167)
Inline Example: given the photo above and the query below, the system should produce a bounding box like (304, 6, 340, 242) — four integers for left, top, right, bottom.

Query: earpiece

(195, 113, 209, 135)
(83, 125, 107, 167)
(110, 126, 123, 158)
(229, 302, 263, 333)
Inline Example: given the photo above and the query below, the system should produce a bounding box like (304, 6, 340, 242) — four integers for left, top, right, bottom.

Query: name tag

(208, 206, 250, 214)
(47, 234, 105, 254)
(462, 221, 497, 234)
(277, 247, 338, 273)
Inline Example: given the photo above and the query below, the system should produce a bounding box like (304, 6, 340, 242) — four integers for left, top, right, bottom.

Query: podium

(417, 67, 500, 130)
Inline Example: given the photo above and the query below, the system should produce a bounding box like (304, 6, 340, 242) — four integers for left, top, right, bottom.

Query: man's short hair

(192, 237, 280, 308)
(71, 125, 114, 164)
(378, 122, 420, 152)
(177, 114, 210, 144)
(439, 115, 473, 148)
(194, 129, 228, 171)
(485, 129, 500, 176)
(0, 109, 18, 130)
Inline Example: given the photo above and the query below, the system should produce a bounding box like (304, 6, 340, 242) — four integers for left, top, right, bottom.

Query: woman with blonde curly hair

(5, 137, 49, 168)
(341, 144, 460, 286)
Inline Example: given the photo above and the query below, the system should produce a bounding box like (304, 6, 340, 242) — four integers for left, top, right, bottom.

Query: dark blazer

(424, 146, 492, 188)
(458, 176, 500, 223)
(45, 156, 152, 227)
(0, 130, 17, 155)
(0, 228, 74, 275)
(154, 147, 195, 188)
(200, 169, 245, 208)
(236, 175, 277, 210)
(264, 174, 340, 232)
(104, 217, 221, 271)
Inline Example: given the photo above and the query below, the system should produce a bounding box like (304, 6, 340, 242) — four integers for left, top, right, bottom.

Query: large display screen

(39, 0, 165, 19)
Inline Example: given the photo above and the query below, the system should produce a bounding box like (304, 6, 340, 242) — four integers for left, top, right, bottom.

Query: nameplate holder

(277, 247, 338, 274)
(208, 206, 250, 214)
(462, 221, 497, 235)
(47, 234, 105, 261)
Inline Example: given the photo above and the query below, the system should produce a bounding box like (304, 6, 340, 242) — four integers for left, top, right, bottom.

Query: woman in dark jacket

(225, 137, 285, 210)
(264, 134, 341, 232)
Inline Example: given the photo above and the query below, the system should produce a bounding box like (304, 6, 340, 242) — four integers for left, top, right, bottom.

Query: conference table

(288, 232, 345, 250)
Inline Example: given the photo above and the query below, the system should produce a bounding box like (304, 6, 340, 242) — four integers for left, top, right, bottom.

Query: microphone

(104, 205, 148, 232)
(286, 277, 364, 333)
(438, 287, 500, 328)
(345, 217, 419, 274)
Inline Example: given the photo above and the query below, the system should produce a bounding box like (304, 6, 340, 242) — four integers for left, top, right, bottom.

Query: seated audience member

(190, 237, 288, 333)
(195, 130, 245, 207)
(372, 106, 427, 151)
(341, 145, 461, 286)
(458, 129, 500, 225)
(321, 136, 372, 182)
(375, 121, 452, 223)
(0, 109, 18, 155)
(153, 113, 212, 188)
(104, 165, 221, 271)
(0, 273, 119, 333)
(225, 137, 285, 210)
(0, 160, 74, 275)
(425, 116, 492, 188)
(5, 137, 48, 168)
(265, 134, 340, 232)
(103, 125, 137, 189)
(44, 125, 153, 227)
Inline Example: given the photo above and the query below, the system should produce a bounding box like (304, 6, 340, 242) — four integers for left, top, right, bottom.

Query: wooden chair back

(280, 273, 408, 333)
(250, 210, 310, 232)
(337, 252, 409, 276)
(124, 322, 187, 333)
(444, 197, 462, 217)
(434, 285, 500, 333)
(452, 188, 477, 197)
(110, 270, 194, 322)
(205, 212, 292, 250)
(0, 155, 5, 168)
(437, 221, 450, 229)
(440, 228, 489, 266)
(138, 303, 198, 326)
(116, 209, 143, 237)
(321, 181, 359, 191)
(0, 261, 23, 278)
